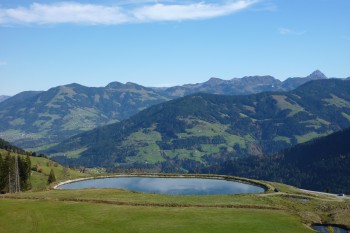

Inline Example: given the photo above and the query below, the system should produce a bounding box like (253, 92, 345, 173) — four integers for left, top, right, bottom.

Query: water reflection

(312, 225, 348, 233)
(58, 177, 264, 195)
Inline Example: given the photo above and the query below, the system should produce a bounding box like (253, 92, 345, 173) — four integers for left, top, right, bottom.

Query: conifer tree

(4, 152, 14, 193)
(24, 155, 32, 189)
(48, 168, 56, 184)
(0, 155, 4, 192)
(14, 156, 21, 192)
(18, 155, 32, 190)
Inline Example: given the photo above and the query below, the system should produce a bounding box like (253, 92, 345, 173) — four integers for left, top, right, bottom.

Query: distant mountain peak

(106, 81, 145, 90)
(205, 77, 224, 85)
(125, 82, 141, 87)
(106, 81, 124, 89)
(66, 83, 84, 88)
(307, 70, 327, 79)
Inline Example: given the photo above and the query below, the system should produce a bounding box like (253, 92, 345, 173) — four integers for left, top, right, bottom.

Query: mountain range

(48, 79, 350, 171)
(0, 70, 332, 149)
(158, 70, 328, 98)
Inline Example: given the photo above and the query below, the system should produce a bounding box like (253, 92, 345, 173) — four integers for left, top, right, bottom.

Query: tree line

(0, 152, 32, 194)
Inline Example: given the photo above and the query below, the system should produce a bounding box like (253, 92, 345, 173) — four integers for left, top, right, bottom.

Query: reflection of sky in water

(312, 225, 348, 233)
(59, 177, 264, 195)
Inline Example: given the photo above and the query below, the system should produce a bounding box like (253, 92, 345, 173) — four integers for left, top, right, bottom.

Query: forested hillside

(211, 127, 350, 193)
(48, 79, 350, 173)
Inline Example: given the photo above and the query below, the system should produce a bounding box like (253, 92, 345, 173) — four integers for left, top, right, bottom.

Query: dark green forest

(0, 139, 32, 193)
(159, 127, 350, 193)
(0, 138, 27, 155)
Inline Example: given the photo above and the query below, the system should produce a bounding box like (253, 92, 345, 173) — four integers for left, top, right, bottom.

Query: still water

(58, 177, 265, 195)
(312, 225, 348, 233)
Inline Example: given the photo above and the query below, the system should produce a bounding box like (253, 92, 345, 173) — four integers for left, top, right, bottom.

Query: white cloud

(279, 27, 305, 36)
(0, 0, 259, 25)
(133, 1, 258, 21)
(0, 2, 129, 25)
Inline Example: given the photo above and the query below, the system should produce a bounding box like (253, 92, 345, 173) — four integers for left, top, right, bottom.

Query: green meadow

(0, 198, 312, 233)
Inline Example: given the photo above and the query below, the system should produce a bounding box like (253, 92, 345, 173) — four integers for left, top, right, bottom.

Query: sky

(0, 0, 349, 95)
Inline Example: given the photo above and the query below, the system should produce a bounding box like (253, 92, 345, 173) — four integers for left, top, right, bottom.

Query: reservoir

(57, 177, 265, 195)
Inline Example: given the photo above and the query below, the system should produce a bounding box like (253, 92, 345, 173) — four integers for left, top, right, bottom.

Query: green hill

(0, 82, 169, 150)
(48, 79, 350, 172)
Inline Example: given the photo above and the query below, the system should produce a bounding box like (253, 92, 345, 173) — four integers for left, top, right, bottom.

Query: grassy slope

(30, 156, 89, 191)
(0, 199, 312, 233)
(0, 149, 88, 191)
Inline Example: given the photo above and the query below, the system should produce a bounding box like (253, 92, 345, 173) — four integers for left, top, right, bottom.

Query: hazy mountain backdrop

(157, 70, 327, 97)
(0, 70, 330, 149)
(48, 79, 350, 171)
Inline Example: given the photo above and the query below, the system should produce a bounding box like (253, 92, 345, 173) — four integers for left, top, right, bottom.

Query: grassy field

(0, 198, 313, 233)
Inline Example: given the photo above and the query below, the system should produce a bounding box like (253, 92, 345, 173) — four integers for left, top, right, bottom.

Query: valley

(1, 72, 350, 233)
(1, 1, 349, 231)
(47, 79, 350, 181)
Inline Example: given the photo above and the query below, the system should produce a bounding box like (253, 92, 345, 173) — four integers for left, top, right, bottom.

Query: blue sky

(0, 0, 349, 95)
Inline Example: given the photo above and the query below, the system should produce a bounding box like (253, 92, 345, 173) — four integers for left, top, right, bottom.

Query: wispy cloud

(344, 36, 350, 41)
(0, 0, 259, 25)
(251, 0, 277, 12)
(0, 2, 129, 25)
(133, 1, 259, 21)
(279, 27, 305, 36)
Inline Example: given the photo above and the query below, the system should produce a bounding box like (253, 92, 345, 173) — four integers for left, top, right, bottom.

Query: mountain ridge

(0, 82, 169, 149)
(0, 70, 338, 149)
(48, 79, 350, 170)
(157, 70, 328, 97)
